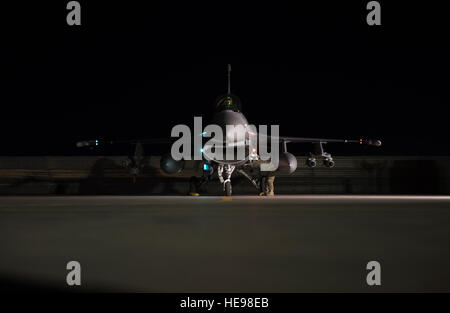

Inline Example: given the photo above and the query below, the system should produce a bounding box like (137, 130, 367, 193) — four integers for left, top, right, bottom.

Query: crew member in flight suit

(264, 172, 276, 196)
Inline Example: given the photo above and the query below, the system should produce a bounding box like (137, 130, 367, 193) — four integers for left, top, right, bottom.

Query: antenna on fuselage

(227, 64, 231, 95)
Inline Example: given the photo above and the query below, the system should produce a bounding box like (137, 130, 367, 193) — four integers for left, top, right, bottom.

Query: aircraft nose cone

(212, 110, 249, 144)
(225, 126, 246, 144)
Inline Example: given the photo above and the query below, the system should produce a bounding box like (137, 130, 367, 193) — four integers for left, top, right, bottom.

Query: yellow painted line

(221, 197, 232, 202)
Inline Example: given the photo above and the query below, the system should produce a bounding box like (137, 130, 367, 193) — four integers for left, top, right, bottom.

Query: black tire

(225, 181, 232, 196)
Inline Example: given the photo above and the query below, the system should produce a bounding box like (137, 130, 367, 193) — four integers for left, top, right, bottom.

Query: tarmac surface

(0, 195, 450, 292)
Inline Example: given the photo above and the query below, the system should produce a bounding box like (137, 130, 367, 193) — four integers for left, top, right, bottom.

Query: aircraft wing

(76, 138, 173, 148)
(274, 136, 382, 146)
(77, 136, 382, 148)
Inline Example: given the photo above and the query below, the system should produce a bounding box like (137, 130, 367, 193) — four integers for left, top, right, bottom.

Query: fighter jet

(77, 65, 381, 196)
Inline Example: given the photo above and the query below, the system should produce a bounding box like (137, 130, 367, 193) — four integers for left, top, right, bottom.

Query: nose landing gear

(218, 164, 235, 196)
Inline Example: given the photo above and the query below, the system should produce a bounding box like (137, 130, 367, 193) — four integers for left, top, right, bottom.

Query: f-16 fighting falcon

(77, 65, 381, 196)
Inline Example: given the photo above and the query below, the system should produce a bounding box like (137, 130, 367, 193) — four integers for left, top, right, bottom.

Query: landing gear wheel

(225, 181, 232, 196)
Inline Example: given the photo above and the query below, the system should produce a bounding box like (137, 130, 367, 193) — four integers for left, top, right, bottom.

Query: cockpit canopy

(214, 94, 242, 113)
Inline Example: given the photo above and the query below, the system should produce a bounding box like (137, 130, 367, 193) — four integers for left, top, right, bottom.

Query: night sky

(1, 1, 449, 156)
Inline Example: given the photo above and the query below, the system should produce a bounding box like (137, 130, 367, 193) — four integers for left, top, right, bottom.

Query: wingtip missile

(76, 141, 88, 148)
(360, 139, 382, 147)
(76, 139, 100, 148)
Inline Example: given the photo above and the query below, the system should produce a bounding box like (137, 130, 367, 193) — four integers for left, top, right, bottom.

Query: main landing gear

(237, 168, 275, 196)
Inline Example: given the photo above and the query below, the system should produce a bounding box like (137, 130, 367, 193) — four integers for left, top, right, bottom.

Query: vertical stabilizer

(227, 64, 231, 95)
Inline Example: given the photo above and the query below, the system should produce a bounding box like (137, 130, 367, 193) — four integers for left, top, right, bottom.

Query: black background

(1, 0, 449, 155)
